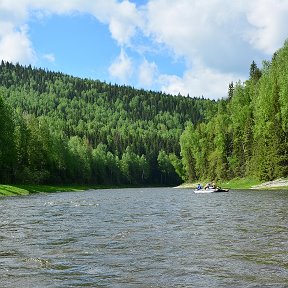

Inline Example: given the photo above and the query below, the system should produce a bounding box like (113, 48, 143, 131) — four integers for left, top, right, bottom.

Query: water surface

(0, 188, 287, 287)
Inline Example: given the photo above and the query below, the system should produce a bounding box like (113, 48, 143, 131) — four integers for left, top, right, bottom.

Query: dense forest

(0, 61, 215, 186)
(180, 40, 288, 182)
(1, 40, 288, 187)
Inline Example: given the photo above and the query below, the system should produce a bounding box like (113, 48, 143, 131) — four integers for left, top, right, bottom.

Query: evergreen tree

(0, 96, 16, 183)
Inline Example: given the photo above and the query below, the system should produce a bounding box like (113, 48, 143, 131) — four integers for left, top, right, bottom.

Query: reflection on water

(0, 188, 288, 287)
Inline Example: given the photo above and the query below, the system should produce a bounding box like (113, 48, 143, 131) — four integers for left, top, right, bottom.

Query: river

(0, 188, 287, 287)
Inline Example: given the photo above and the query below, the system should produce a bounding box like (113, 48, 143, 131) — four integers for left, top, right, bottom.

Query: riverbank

(1, 178, 288, 197)
(250, 178, 288, 189)
(0, 184, 164, 197)
(0, 184, 116, 197)
(177, 178, 288, 190)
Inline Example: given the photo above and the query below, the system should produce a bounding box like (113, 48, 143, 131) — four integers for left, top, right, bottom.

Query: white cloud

(109, 48, 133, 82)
(245, 0, 288, 54)
(107, 1, 142, 45)
(159, 64, 243, 100)
(145, 0, 243, 62)
(0, 1, 29, 24)
(0, 0, 142, 64)
(38, 0, 142, 45)
(138, 59, 157, 87)
(1, 0, 288, 99)
(0, 24, 36, 64)
(144, 0, 288, 60)
(0, 0, 36, 64)
(142, 0, 288, 98)
(43, 53, 55, 63)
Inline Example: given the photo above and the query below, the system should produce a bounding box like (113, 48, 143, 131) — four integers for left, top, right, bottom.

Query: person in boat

(204, 182, 217, 190)
(204, 183, 210, 190)
(197, 183, 202, 190)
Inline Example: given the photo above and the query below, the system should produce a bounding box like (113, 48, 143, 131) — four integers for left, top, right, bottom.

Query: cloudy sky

(1, 0, 288, 99)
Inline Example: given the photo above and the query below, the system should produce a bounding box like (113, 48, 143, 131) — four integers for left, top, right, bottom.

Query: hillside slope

(0, 61, 216, 185)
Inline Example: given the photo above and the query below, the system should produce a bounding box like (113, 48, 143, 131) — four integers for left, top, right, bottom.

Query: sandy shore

(250, 178, 288, 189)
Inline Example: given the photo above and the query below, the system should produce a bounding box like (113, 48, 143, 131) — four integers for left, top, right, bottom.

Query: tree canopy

(180, 41, 288, 182)
(2, 40, 288, 186)
(0, 61, 215, 185)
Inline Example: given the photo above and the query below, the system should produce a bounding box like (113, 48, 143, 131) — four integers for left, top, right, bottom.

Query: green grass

(180, 177, 263, 190)
(217, 177, 262, 189)
(182, 177, 288, 190)
(0, 185, 30, 196)
(0, 184, 113, 197)
(1, 177, 286, 197)
(0, 183, 155, 197)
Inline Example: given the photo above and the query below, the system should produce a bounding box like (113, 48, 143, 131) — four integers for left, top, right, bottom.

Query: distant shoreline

(0, 184, 168, 197)
(250, 178, 288, 189)
(0, 184, 124, 197)
(175, 178, 288, 190)
(1, 179, 287, 197)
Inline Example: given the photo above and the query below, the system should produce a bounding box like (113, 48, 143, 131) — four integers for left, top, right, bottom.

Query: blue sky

(1, 0, 288, 99)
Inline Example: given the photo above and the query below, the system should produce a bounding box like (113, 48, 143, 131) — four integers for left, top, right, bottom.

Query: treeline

(180, 40, 288, 182)
(0, 61, 216, 185)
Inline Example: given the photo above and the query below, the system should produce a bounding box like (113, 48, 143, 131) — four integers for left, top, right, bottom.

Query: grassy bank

(217, 178, 262, 189)
(0, 183, 163, 197)
(1, 178, 287, 197)
(0, 184, 115, 197)
(178, 177, 288, 190)
(178, 178, 261, 189)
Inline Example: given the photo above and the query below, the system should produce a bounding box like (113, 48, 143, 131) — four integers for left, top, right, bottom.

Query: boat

(194, 188, 229, 193)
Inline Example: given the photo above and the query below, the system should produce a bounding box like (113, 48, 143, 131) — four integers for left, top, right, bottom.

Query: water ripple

(0, 188, 288, 287)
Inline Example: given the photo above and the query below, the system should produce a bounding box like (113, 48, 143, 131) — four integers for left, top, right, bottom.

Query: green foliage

(249, 60, 262, 82)
(0, 61, 215, 185)
(180, 40, 288, 182)
(180, 123, 197, 182)
(0, 184, 101, 196)
(3, 39, 288, 186)
(157, 150, 181, 185)
(120, 147, 149, 184)
(0, 96, 16, 183)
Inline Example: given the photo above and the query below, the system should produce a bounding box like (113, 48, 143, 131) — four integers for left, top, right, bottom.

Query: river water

(0, 188, 287, 287)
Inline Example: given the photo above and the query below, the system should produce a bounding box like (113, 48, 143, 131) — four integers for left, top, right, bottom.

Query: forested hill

(0, 61, 216, 185)
(180, 40, 288, 183)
